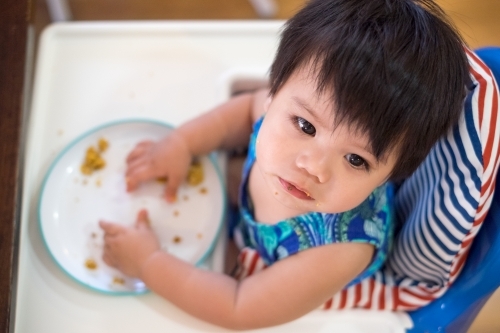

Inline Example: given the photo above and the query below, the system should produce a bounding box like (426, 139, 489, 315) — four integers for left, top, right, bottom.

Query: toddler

(100, 0, 471, 329)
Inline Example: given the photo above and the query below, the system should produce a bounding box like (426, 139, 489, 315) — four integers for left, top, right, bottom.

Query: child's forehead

(286, 64, 335, 108)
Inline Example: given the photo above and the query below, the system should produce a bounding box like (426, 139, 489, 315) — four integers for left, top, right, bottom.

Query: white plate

(38, 119, 226, 294)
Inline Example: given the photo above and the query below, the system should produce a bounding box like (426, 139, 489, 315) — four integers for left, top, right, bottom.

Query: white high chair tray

(17, 21, 412, 332)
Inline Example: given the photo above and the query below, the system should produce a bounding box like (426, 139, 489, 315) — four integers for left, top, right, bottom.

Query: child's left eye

(296, 117, 316, 136)
(346, 154, 369, 171)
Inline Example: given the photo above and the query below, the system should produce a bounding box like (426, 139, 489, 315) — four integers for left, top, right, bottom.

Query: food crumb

(85, 258, 98, 270)
(57, 129, 64, 136)
(197, 233, 203, 239)
(182, 195, 189, 201)
(81, 138, 109, 176)
(112, 277, 125, 285)
(98, 138, 109, 152)
(91, 232, 97, 239)
(173, 236, 182, 243)
(199, 187, 208, 194)
(96, 179, 102, 187)
(186, 160, 204, 186)
(173, 210, 179, 217)
(82, 179, 88, 185)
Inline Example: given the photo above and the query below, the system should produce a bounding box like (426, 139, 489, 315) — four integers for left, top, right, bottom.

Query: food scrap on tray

(80, 138, 109, 175)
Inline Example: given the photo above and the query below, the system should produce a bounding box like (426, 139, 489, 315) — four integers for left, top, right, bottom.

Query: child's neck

(248, 164, 308, 224)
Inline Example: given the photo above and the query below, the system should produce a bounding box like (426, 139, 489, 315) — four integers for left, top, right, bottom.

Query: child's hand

(99, 209, 161, 278)
(125, 132, 192, 202)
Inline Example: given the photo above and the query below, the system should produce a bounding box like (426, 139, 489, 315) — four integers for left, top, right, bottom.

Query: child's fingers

(126, 141, 153, 163)
(135, 209, 150, 228)
(99, 220, 123, 235)
(125, 165, 156, 192)
(164, 176, 183, 203)
(102, 249, 118, 268)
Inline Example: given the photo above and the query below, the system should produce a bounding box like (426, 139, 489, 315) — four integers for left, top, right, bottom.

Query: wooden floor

(34, 1, 500, 332)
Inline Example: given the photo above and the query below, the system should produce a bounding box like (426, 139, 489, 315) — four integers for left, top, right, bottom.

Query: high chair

(18, 21, 500, 333)
(406, 46, 500, 333)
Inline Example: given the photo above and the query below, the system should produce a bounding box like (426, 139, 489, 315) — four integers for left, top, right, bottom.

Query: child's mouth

(278, 178, 314, 200)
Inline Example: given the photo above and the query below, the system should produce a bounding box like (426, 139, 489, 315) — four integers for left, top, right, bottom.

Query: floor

(34, 0, 500, 332)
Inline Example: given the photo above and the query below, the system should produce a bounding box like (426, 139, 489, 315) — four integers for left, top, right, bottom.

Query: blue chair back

(408, 46, 500, 333)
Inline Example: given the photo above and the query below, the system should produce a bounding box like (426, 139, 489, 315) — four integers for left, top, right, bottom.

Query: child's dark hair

(269, 0, 471, 180)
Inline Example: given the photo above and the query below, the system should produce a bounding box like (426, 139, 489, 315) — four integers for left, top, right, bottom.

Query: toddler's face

(255, 65, 398, 214)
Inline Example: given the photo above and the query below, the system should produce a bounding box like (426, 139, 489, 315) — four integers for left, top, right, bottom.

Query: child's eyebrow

(292, 96, 323, 125)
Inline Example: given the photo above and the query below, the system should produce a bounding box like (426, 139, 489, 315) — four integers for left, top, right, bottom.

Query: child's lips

(278, 178, 314, 200)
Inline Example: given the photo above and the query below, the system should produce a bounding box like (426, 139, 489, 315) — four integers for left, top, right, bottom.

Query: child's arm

(100, 210, 373, 330)
(126, 89, 269, 199)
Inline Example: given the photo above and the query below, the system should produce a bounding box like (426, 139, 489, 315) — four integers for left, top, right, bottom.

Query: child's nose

(295, 149, 331, 183)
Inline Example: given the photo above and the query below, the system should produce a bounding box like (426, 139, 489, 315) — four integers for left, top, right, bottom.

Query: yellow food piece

(98, 138, 109, 152)
(85, 258, 98, 270)
(112, 277, 125, 285)
(81, 139, 109, 176)
(173, 236, 182, 243)
(186, 161, 204, 186)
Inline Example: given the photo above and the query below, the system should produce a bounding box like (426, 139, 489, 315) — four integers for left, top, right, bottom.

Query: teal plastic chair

(408, 46, 500, 333)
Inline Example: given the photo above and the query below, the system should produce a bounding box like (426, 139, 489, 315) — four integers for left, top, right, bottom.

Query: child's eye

(296, 117, 316, 136)
(346, 154, 369, 171)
